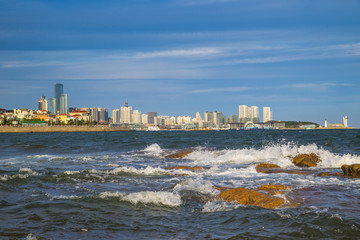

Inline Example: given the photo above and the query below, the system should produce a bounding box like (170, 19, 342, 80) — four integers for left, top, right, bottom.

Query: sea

(1, 129, 360, 239)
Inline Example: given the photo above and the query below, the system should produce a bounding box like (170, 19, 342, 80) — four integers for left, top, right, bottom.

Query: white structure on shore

(263, 107, 273, 123)
(343, 116, 348, 127)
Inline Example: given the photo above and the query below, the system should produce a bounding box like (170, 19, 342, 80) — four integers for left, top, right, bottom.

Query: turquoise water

(1, 130, 360, 239)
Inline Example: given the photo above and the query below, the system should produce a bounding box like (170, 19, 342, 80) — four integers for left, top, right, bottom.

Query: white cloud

(134, 47, 221, 58)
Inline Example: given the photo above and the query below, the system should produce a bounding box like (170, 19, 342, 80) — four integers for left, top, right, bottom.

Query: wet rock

(165, 149, 194, 159)
(256, 163, 317, 175)
(341, 164, 360, 178)
(256, 185, 291, 195)
(216, 185, 293, 209)
(165, 166, 209, 171)
(316, 172, 344, 177)
(292, 153, 321, 167)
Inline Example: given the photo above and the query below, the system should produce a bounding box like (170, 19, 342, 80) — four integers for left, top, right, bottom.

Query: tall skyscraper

(90, 108, 99, 122)
(54, 83, 63, 113)
(60, 94, 69, 114)
(263, 107, 273, 123)
(112, 109, 120, 124)
(38, 94, 48, 111)
(49, 98, 56, 114)
(141, 113, 148, 124)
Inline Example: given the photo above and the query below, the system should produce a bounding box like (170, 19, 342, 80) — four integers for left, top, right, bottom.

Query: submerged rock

(341, 164, 360, 178)
(165, 149, 194, 159)
(216, 185, 295, 209)
(292, 153, 321, 167)
(165, 166, 209, 171)
(255, 163, 317, 175)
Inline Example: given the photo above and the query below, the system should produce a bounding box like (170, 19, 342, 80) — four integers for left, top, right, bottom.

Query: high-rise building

(98, 108, 109, 122)
(60, 94, 69, 114)
(213, 111, 225, 125)
(204, 111, 214, 123)
(38, 94, 48, 111)
(147, 112, 157, 125)
(141, 113, 148, 124)
(121, 101, 132, 124)
(250, 106, 260, 123)
(263, 107, 273, 123)
(54, 83, 63, 113)
(90, 108, 99, 122)
(49, 98, 57, 114)
(112, 109, 120, 124)
(132, 110, 141, 123)
(239, 105, 250, 123)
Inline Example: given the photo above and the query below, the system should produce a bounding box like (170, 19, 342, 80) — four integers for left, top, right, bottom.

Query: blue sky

(1, 0, 360, 127)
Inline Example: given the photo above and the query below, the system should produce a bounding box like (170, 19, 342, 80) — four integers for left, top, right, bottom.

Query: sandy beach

(0, 125, 132, 133)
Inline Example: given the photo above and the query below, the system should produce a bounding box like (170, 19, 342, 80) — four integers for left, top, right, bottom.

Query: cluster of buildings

(2, 82, 351, 130)
(0, 83, 277, 129)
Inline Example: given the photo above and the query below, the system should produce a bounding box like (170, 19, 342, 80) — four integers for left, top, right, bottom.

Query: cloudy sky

(1, 0, 360, 126)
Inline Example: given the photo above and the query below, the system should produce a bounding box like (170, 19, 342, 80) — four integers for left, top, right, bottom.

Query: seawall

(0, 126, 132, 133)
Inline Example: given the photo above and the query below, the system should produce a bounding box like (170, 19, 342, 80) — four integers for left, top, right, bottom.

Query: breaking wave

(98, 191, 182, 207)
(185, 143, 360, 168)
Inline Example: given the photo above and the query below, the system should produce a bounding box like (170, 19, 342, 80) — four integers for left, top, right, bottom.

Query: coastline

(0, 125, 132, 133)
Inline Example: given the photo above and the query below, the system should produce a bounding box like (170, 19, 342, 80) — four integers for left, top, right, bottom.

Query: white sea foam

(173, 178, 219, 196)
(144, 143, 164, 156)
(98, 191, 182, 207)
(202, 201, 241, 213)
(186, 143, 360, 169)
(0, 168, 39, 181)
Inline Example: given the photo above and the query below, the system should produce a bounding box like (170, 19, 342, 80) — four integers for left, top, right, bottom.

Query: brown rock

(257, 185, 291, 195)
(292, 153, 321, 167)
(216, 185, 288, 209)
(316, 172, 344, 177)
(341, 164, 360, 178)
(165, 166, 209, 171)
(165, 149, 194, 158)
(256, 163, 317, 175)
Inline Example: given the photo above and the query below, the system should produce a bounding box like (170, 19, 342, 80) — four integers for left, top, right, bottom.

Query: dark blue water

(1, 130, 360, 239)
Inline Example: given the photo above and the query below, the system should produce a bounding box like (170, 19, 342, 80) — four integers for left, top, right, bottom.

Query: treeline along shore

(0, 125, 132, 133)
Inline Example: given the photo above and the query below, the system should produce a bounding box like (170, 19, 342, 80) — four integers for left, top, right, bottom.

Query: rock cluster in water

(341, 164, 360, 178)
(292, 153, 321, 167)
(165, 149, 194, 158)
(216, 185, 298, 209)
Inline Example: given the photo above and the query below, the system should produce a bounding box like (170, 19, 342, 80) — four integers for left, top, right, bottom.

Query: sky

(0, 0, 360, 127)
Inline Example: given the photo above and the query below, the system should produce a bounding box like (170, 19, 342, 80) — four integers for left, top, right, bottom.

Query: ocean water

(1, 130, 360, 239)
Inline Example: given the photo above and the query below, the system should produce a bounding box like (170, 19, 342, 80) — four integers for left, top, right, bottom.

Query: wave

(143, 143, 164, 156)
(185, 143, 360, 168)
(98, 191, 182, 207)
(0, 168, 39, 182)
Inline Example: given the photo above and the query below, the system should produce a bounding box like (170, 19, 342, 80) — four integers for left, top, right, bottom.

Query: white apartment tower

(132, 110, 141, 123)
(250, 106, 259, 123)
(38, 94, 48, 111)
(263, 107, 273, 123)
(343, 116, 348, 127)
(121, 101, 132, 124)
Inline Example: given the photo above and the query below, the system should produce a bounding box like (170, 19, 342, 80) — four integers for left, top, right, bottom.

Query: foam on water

(202, 201, 241, 213)
(0, 168, 39, 181)
(173, 178, 220, 196)
(187, 143, 360, 168)
(144, 143, 164, 156)
(98, 191, 182, 207)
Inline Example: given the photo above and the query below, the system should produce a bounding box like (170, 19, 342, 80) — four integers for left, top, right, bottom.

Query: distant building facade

(263, 107, 273, 123)
(38, 95, 48, 111)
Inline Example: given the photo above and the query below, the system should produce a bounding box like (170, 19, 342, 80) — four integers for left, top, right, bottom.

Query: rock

(256, 163, 317, 175)
(165, 149, 194, 158)
(316, 172, 344, 177)
(292, 153, 321, 167)
(341, 164, 360, 178)
(165, 166, 209, 171)
(216, 185, 291, 209)
(256, 185, 291, 195)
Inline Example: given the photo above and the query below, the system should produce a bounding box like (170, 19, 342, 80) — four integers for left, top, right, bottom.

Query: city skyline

(0, 1, 359, 127)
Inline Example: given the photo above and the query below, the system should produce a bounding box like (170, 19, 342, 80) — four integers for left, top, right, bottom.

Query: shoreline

(0, 125, 132, 133)
(0, 125, 357, 133)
